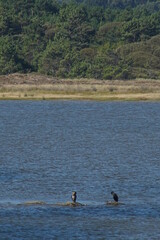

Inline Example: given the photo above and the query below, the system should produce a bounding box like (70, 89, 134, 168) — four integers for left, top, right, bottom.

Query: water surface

(0, 101, 160, 239)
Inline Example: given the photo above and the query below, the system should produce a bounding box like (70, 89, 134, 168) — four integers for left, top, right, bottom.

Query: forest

(0, 0, 160, 79)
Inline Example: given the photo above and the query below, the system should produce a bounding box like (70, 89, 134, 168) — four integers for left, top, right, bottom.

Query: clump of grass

(29, 93, 34, 97)
(109, 87, 117, 92)
(92, 86, 97, 92)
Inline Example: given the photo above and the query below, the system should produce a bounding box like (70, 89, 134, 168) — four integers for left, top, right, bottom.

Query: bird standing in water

(111, 191, 119, 202)
(71, 191, 77, 203)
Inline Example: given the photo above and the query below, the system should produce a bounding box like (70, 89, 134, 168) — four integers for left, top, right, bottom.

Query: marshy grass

(0, 74, 160, 101)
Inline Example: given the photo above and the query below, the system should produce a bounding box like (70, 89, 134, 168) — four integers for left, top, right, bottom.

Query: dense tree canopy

(0, 0, 160, 79)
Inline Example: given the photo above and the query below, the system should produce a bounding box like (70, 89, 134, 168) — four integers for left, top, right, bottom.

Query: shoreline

(1, 73, 160, 101)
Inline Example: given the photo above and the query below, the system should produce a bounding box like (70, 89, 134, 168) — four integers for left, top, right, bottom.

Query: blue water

(0, 101, 160, 239)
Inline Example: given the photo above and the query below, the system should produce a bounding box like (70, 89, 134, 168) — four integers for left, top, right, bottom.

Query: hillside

(0, 0, 160, 79)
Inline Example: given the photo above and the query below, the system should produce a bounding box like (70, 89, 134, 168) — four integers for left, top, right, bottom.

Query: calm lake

(0, 100, 160, 239)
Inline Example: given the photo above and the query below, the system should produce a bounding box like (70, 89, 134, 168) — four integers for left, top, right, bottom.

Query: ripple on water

(0, 101, 160, 239)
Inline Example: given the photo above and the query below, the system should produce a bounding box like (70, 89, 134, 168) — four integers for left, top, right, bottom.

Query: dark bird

(71, 191, 77, 203)
(111, 191, 119, 202)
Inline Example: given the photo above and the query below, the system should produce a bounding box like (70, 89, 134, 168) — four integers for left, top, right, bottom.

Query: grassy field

(0, 73, 160, 101)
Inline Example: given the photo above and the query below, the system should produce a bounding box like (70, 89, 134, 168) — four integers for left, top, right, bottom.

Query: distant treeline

(74, 0, 158, 8)
(0, 0, 160, 79)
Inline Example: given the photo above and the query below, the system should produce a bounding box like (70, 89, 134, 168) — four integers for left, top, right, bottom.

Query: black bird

(111, 191, 119, 202)
(71, 191, 77, 203)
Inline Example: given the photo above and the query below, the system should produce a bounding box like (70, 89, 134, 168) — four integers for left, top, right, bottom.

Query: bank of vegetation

(1, 73, 160, 101)
(0, 0, 160, 80)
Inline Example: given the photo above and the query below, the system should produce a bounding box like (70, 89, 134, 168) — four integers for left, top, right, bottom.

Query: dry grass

(0, 73, 160, 101)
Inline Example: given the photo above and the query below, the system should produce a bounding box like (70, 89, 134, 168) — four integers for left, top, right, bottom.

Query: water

(0, 100, 160, 239)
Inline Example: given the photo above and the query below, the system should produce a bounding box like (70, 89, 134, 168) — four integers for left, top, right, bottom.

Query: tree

(0, 37, 23, 74)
